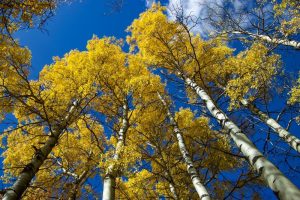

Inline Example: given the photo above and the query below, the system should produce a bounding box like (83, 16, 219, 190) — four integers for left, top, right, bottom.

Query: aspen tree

(116, 105, 238, 199)
(117, 88, 237, 199)
(158, 93, 210, 200)
(195, 0, 300, 154)
(99, 53, 164, 198)
(102, 104, 129, 200)
(218, 43, 300, 153)
(2, 117, 104, 199)
(1, 37, 121, 199)
(127, 4, 300, 199)
(205, 0, 300, 50)
(1, 1, 299, 199)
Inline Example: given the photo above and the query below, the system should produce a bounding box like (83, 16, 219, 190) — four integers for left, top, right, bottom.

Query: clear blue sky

(4, 0, 300, 199)
(3, 0, 150, 195)
(14, 0, 148, 79)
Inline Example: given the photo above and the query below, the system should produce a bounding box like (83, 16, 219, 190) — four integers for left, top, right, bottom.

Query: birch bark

(3, 101, 78, 200)
(216, 84, 300, 154)
(169, 182, 179, 200)
(182, 75, 300, 200)
(231, 31, 300, 50)
(158, 93, 211, 200)
(240, 99, 300, 153)
(102, 104, 129, 200)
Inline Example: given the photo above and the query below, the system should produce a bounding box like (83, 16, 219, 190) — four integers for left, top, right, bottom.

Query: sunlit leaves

(273, 0, 300, 36)
(1, 2, 298, 198)
(1, 116, 104, 198)
(0, 0, 57, 34)
(289, 74, 300, 105)
(225, 43, 280, 109)
(0, 36, 32, 121)
(127, 4, 280, 110)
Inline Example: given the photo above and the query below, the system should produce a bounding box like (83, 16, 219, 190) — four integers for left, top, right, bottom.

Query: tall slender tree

(204, 0, 300, 50)
(127, 4, 300, 199)
(158, 93, 210, 200)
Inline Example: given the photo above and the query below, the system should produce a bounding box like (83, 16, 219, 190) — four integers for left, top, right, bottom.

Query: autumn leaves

(0, 2, 299, 200)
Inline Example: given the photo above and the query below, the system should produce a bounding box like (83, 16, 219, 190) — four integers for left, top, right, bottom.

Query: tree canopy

(0, 1, 299, 199)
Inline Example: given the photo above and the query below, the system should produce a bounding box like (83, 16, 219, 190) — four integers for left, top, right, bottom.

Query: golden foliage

(289, 74, 300, 105)
(0, 0, 57, 33)
(2, 116, 104, 198)
(225, 43, 279, 108)
(127, 4, 280, 109)
(273, 0, 300, 36)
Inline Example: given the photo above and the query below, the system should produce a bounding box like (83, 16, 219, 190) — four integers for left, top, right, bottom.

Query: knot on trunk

(251, 155, 263, 166)
(200, 194, 209, 200)
(22, 163, 34, 173)
(32, 145, 45, 161)
(35, 149, 45, 161)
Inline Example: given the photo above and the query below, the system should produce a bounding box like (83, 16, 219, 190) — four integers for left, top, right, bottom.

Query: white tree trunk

(231, 31, 300, 49)
(3, 102, 78, 200)
(240, 99, 300, 153)
(102, 175, 116, 200)
(102, 104, 129, 200)
(158, 93, 211, 200)
(169, 182, 179, 200)
(183, 75, 300, 200)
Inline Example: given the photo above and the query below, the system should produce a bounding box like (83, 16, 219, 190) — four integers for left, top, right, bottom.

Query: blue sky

(3, 0, 300, 199)
(14, 0, 299, 78)
(2, 0, 150, 195)
(14, 0, 148, 79)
